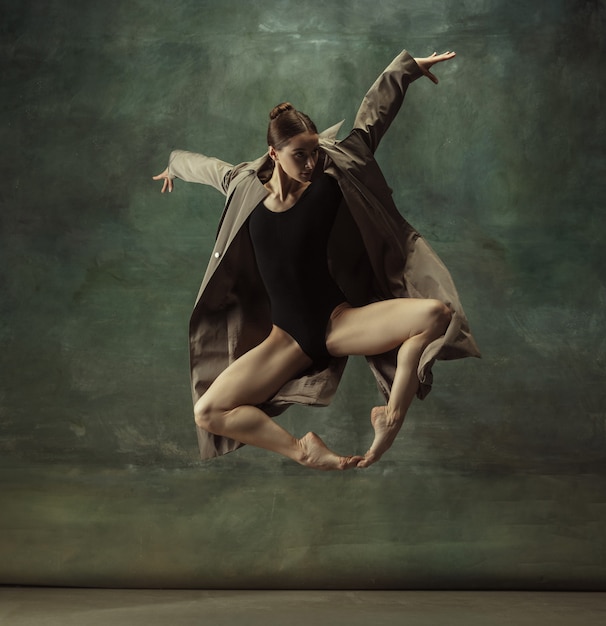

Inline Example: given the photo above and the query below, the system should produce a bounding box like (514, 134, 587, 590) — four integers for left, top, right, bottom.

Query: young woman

(153, 49, 480, 470)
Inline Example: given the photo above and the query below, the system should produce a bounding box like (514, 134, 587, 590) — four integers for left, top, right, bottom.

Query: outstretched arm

(351, 49, 456, 153)
(152, 150, 235, 195)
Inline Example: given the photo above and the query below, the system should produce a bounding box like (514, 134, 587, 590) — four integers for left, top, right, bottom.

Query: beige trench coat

(167, 50, 481, 459)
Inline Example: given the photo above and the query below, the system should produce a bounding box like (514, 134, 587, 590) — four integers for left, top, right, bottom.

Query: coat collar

(320, 120, 344, 141)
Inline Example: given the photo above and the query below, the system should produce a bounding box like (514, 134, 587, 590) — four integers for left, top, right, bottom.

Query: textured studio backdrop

(1, 0, 605, 589)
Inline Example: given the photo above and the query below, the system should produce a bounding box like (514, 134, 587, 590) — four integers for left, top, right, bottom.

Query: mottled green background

(1, 0, 604, 589)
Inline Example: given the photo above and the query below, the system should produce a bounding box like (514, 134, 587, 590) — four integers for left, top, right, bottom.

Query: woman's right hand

(152, 167, 174, 193)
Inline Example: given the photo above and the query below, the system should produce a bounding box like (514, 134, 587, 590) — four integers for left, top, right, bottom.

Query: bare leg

(196, 326, 363, 470)
(326, 299, 451, 467)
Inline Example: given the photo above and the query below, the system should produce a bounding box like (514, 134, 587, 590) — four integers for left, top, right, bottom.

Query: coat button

(214, 251, 221, 259)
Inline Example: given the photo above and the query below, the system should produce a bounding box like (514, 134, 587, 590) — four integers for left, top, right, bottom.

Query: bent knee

(426, 299, 452, 334)
(194, 395, 225, 434)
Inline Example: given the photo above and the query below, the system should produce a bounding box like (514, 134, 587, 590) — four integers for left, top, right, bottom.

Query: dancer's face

(270, 132, 320, 183)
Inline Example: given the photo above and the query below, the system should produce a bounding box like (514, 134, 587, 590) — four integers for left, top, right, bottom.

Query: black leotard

(248, 173, 346, 364)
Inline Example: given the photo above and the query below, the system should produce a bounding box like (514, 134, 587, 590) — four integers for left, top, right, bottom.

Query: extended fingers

(152, 172, 174, 193)
(435, 50, 456, 62)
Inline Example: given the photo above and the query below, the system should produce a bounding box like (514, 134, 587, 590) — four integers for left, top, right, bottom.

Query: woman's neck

(262, 164, 311, 213)
(265, 164, 309, 202)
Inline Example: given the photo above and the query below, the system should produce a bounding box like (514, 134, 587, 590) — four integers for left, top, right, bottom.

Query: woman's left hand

(414, 51, 456, 84)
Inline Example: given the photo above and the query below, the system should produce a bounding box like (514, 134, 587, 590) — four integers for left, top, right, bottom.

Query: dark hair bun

(267, 103, 317, 149)
(269, 102, 294, 120)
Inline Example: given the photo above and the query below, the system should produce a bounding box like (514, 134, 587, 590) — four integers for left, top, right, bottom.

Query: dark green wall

(1, 0, 604, 589)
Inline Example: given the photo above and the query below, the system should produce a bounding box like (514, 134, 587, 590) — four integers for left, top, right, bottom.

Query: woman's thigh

(326, 298, 448, 358)
(202, 326, 313, 411)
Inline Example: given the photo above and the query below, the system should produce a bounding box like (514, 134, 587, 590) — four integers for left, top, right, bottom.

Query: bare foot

(357, 406, 404, 468)
(297, 432, 363, 471)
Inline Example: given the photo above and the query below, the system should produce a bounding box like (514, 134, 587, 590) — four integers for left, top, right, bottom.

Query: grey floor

(1, 588, 605, 626)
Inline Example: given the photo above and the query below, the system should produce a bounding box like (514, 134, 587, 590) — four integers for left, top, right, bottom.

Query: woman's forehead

(286, 132, 320, 150)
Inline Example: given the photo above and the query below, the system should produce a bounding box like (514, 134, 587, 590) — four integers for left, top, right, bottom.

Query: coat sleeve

(351, 50, 424, 154)
(167, 149, 234, 195)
